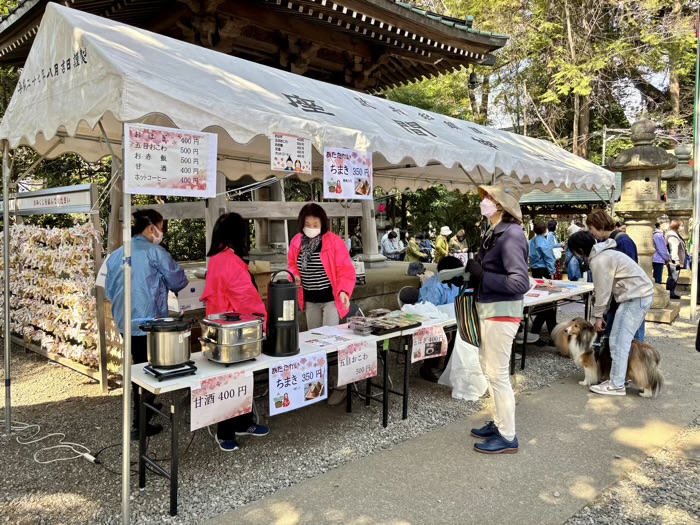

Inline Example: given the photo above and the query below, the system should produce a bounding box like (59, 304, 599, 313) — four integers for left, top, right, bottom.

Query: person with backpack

(585, 209, 645, 342)
(665, 220, 688, 300)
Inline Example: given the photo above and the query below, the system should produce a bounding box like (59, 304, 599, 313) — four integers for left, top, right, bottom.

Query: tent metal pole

(120, 130, 132, 525)
(3, 141, 11, 435)
(458, 165, 480, 190)
(690, 5, 700, 323)
(14, 139, 62, 185)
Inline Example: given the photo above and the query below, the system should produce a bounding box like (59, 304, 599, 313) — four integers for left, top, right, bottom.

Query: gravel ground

(566, 416, 700, 525)
(0, 304, 696, 525)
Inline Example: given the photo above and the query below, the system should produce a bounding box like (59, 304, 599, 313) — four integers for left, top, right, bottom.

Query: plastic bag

(401, 301, 448, 320)
(438, 332, 488, 401)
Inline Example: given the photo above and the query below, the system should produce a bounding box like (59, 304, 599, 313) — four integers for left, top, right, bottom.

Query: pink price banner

(124, 123, 218, 198)
(190, 371, 253, 432)
(337, 341, 377, 387)
(411, 325, 448, 363)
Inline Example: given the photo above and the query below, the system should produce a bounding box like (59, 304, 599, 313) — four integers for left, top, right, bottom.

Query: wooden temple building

(0, 0, 508, 263)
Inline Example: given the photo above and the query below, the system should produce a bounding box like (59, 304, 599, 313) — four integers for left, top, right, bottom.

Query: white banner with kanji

(124, 123, 218, 198)
(323, 146, 373, 200)
(190, 370, 253, 432)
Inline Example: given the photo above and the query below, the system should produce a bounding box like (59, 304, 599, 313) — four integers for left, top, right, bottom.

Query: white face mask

(151, 226, 163, 245)
(480, 198, 499, 218)
(303, 227, 321, 239)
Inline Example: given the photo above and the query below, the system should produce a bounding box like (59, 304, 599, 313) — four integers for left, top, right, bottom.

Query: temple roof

(0, 0, 507, 91)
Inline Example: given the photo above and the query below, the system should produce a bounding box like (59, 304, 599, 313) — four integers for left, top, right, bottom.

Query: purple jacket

(652, 229, 670, 264)
(476, 222, 530, 303)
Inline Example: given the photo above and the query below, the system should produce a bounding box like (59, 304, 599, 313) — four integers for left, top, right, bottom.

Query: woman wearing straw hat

(435, 226, 452, 264)
(466, 178, 530, 454)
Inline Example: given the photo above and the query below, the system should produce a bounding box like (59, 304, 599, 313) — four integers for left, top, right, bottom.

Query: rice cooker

(139, 318, 192, 369)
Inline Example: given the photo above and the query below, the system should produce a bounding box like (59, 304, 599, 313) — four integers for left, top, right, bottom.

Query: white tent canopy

(0, 4, 615, 194)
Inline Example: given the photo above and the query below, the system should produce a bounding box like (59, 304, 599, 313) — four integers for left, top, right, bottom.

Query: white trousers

(305, 301, 340, 330)
(478, 319, 519, 440)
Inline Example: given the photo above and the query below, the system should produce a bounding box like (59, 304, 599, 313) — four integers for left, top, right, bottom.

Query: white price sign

(269, 351, 328, 416)
(124, 123, 218, 198)
(190, 371, 253, 432)
(323, 146, 373, 200)
(411, 325, 448, 363)
(270, 132, 312, 174)
(337, 341, 377, 387)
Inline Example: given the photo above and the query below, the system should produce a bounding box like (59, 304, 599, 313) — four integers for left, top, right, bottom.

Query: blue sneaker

(235, 424, 270, 437)
(218, 438, 240, 452)
(470, 421, 498, 439)
(474, 433, 519, 454)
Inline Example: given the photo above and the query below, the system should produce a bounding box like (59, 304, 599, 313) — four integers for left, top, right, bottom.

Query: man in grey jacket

(567, 231, 653, 396)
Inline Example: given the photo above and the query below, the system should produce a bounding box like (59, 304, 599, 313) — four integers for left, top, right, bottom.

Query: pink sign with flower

(411, 325, 448, 363)
(124, 123, 218, 198)
(323, 146, 373, 200)
(337, 341, 377, 387)
(190, 370, 253, 432)
(269, 351, 328, 416)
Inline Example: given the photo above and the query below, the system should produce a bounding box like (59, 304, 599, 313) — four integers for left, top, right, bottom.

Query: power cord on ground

(1, 419, 98, 465)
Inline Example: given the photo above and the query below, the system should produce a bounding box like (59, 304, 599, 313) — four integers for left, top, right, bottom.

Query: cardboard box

(168, 278, 206, 312)
(249, 260, 272, 301)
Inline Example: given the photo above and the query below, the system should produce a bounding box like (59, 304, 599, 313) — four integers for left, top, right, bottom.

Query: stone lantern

(608, 119, 677, 277)
(662, 143, 693, 228)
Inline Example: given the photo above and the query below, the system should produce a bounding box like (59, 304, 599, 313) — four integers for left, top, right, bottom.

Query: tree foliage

(390, 0, 698, 159)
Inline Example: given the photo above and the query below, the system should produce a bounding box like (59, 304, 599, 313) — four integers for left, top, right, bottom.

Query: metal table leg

(365, 375, 372, 407)
(345, 383, 352, 413)
(515, 309, 530, 374)
(584, 291, 592, 321)
(402, 339, 410, 420)
(169, 396, 182, 517)
(138, 387, 146, 489)
(521, 314, 528, 371)
(382, 338, 392, 428)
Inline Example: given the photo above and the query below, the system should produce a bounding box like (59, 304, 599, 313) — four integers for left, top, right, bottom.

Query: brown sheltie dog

(550, 317, 664, 397)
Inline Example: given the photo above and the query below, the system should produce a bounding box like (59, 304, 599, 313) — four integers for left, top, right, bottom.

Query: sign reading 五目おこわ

(323, 147, 373, 200)
(269, 351, 328, 416)
(337, 341, 377, 387)
(190, 370, 253, 432)
(124, 123, 218, 198)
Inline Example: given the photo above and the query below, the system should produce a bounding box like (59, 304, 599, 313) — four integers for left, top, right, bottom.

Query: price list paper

(124, 123, 218, 198)
(337, 341, 378, 387)
(270, 132, 312, 174)
(190, 370, 253, 432)
(411, 325, 448, 363)
(269, 351, 328, 416)
(323, 146, 373, 200)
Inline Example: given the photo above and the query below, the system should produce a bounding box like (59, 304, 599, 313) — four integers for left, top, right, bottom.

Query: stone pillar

(360, 200, 386, 267)
(608, 120, 677, 277)
(663, 144, 693, 227)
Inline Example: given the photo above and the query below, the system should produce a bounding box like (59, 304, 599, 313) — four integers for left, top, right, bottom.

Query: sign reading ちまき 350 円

(323, 147, 373, 200)
(124, 123, 218, 198)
